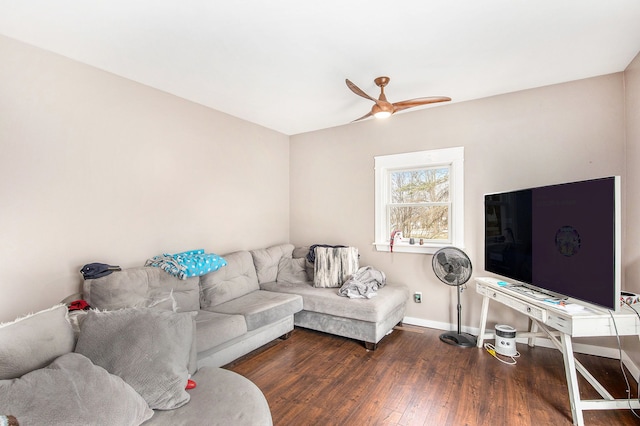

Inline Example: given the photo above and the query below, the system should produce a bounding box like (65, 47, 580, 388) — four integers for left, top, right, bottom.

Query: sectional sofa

(0, 243, 410, 425)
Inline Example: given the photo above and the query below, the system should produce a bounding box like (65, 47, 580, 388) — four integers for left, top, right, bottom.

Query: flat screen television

(484, 176, 621, 311)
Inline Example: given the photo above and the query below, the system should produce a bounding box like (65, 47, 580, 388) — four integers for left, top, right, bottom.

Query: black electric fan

(432, 247, 477, 347)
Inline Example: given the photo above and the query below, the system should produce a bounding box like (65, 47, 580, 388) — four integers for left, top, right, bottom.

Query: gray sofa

(0, 304, 273, 426)
(0, 243, 410, 425)
(258, 244, 411, 350)
(81, 249, 304, 370)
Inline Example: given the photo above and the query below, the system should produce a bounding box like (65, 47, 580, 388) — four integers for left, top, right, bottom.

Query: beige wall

(623, 52, 640, 365)
(2, 32, 638, 362)
(290, 73, 626, 333)
(0, 35, 290, 322)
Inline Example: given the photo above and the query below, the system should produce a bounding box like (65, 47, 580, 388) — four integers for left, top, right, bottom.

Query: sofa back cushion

(83, 266, 200, 312)
(0, 304, 75, 380)
(250, 244, 295, 284)
(199, 251, 259, 308)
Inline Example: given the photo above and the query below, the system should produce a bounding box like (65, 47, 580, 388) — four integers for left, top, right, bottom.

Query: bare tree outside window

(374, 147, 463, 253)
(388, 167, 450, 240)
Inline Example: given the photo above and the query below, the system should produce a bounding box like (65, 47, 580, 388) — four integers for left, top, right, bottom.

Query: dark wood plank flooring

(224, 325, 640, 426)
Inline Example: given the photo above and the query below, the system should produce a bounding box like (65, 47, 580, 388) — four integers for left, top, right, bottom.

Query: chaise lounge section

(252, 244, 411, 350)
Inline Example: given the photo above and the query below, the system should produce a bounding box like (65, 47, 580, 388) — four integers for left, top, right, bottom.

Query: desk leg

(560, 332, 583, 426)
(528, 319, 538, 347)
(477, 295, 490, 348)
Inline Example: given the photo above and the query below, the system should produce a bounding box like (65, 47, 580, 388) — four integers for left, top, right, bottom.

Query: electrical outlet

(414, 292, 422, 303)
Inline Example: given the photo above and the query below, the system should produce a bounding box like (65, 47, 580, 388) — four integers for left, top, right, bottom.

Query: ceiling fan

(345, 76, 451, 122)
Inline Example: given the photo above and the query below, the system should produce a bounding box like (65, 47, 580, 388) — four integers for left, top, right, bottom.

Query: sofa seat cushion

(84, 266, 200, 312)
(260, 281, 410, 323)
(143, 367, 272, 426)
(195, 310, 247, 354)
(205, 290, 303, 331)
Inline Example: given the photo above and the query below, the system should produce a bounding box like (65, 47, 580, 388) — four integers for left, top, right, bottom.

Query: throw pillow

(0, 304, 75, 380)
(292, 246, 315, 281)
(276, 257, 308, 284)
(75, 308, 195, 410)
(250, 244, 295, 283)
(0, 352, 153, 425)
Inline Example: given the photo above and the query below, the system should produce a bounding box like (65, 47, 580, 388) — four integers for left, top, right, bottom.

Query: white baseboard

(403, 316, 639, 382)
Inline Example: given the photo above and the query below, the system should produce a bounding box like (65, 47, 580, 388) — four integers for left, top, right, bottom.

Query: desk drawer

(546, 313, 572, 334)
(485, 288, 547, 322)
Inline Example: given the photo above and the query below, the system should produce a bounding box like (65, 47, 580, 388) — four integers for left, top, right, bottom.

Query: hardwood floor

(224, 325, 640, 426)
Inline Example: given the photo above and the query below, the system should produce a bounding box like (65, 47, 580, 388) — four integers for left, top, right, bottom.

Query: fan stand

(439, 279, 477, 348)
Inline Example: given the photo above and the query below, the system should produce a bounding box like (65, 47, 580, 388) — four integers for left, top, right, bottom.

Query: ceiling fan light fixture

(374, 111, 392, 119)
(372, 103, 392, 119)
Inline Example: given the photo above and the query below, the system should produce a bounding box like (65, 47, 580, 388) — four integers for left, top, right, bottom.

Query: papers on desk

(543, 299, 584, 313)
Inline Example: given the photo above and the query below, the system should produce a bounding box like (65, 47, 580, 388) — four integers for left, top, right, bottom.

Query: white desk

(476, 277, 640, 426)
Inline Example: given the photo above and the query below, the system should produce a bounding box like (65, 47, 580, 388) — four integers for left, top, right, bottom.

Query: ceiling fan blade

(351, 111, 373, 122)
(392, 96, 451, 112)
(345, 79, 378, 103)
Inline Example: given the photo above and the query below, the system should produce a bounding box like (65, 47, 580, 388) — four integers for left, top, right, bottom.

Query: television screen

(484, 176, 620, 311)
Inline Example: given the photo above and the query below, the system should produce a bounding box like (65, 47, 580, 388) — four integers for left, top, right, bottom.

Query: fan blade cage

(431, 247, 472, 286)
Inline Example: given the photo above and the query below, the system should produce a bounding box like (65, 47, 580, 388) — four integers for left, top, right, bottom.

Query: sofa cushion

(0, 352, 153, 425)
(260, 281, 410, 323)
(293, 246, 315, 281)
(75, 308, 195, 410)
(200, 250, 260, 308)
(206, 290, 303, 331)
(0, 304, 75, 380)
(250, 244, 295, 284)
(195, 310, 247, 354)
(84, 266, 200, 312)
(86, 290, 197, 377)
(143, 367, 272, 426)
(276, 257, 308, 284)
(292, 246, 309, 259)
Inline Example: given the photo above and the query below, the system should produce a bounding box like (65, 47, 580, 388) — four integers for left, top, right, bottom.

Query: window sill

(373, 242, 446, 255)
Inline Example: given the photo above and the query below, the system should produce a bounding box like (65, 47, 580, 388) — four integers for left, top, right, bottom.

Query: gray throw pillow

(0, 304, 75, 380)
(75, 308, 195, 410)
(276, 257, 308, 283)
(250, 244, 295, 283)
(0, 352, 153, 426)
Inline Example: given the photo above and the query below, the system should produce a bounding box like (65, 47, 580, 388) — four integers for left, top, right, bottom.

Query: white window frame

(374, 147, 464, 254)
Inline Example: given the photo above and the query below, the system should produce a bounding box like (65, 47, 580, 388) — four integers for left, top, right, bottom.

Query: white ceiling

(2, 1, 640, 135)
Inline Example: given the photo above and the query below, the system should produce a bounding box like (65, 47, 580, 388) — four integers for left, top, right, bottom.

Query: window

(374, 147, 464, 254)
